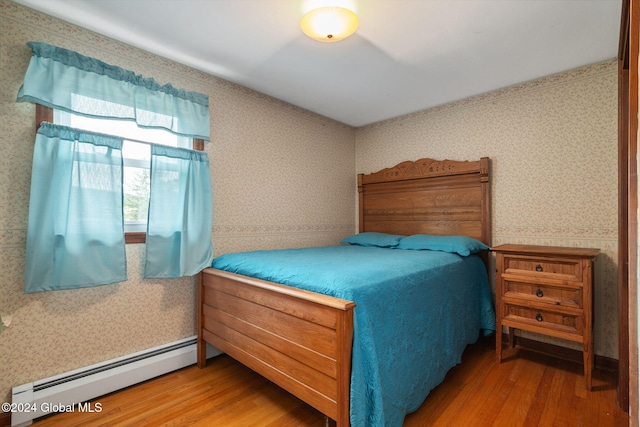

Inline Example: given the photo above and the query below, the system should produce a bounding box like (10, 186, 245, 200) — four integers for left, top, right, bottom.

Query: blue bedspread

(212, 245, 495, 427)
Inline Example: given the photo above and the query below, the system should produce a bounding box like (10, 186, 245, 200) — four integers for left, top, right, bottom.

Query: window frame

(35, 104, 205, 244)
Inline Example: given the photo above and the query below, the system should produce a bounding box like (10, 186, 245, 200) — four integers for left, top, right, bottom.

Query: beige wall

(356, 61, 619, 359)
(0, 0, 619, 407)
(0, 0, 356, 403)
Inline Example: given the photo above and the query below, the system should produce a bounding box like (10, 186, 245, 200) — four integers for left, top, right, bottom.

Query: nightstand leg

(496, 326, 503, 363)
(584, 342, 593, 391)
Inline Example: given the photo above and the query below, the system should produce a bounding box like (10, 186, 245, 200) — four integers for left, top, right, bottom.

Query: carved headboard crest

(360, 158, 488, 185)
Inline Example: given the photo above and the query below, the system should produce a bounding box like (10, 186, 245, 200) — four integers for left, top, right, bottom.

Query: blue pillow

(397, 234, 489, 256)
(340, 232, 403, 248)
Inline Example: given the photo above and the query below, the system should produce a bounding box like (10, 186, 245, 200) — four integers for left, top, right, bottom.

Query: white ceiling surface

(13, 0, 622, 127)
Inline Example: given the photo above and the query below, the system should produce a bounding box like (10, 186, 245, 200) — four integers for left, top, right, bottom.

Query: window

(36, 104, 204, 244)
(21, 42, 212, 291)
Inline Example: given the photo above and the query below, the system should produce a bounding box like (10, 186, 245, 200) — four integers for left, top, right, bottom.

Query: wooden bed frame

(197, 157, 490, 426)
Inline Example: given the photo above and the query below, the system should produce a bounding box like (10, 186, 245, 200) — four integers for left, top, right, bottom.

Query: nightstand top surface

(491, 244, 600, 258)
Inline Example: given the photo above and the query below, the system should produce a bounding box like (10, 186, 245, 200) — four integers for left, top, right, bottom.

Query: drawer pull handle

(535, 313, 543, 322)
(536, 289, 544, 298)
(535, 264, 543, 272)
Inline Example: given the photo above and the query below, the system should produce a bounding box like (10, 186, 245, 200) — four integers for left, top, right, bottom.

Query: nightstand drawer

(503, 255, 582, 281)
(503, 303, 583, 338)
(503, 280, 582, 309)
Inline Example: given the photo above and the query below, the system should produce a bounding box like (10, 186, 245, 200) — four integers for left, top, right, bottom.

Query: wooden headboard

(358, 157, 491, 246)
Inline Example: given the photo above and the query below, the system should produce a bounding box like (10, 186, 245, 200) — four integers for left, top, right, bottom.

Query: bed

(197, 157, 492, 426)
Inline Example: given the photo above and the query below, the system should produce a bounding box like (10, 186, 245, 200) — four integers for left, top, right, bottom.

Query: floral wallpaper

(0, 0, 620, 409)
(356, 60, 618, 358)
(0, 0, 355, 404)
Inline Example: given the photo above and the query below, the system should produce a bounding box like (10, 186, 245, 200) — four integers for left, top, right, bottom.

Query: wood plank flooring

(31, 336, 628, 427)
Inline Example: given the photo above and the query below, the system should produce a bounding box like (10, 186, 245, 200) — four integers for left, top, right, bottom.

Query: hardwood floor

(31, 336, 628, 427)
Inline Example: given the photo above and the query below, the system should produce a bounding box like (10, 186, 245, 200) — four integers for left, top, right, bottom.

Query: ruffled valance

(17, 42, 210, 140)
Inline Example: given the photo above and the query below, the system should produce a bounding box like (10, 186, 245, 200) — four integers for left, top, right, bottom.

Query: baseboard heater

(11, 336, 221, 427)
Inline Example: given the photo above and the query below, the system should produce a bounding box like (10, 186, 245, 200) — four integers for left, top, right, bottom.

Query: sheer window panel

(37, 105, 204, 244)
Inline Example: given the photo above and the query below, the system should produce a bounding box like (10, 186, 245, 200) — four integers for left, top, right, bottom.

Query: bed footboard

(197, 268, 355, 426)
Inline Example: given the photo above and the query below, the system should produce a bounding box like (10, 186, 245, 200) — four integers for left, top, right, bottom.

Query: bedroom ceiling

(12, 0, 622, 127)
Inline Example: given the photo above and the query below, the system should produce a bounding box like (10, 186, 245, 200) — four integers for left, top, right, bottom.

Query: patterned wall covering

(0, 0, 620, 408)
(0, 0, 355, 403)
(356, 60, 618, 359)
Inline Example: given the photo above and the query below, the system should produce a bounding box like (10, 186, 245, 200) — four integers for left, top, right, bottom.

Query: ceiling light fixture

(300, 1, 359, 43)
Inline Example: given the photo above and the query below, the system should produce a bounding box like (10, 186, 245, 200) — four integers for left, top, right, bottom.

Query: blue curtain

(17, 42, 210, 140)
(144, 146, 213, 277)
(19, 42, 214, 292)
(25, 123, 127, 293)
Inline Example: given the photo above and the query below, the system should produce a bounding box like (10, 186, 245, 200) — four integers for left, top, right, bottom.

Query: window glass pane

(122, 140, 151, 163)
(123, 165, 150, 225)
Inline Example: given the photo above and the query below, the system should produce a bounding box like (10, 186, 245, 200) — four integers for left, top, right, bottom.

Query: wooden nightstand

(492, 244, 600, 390)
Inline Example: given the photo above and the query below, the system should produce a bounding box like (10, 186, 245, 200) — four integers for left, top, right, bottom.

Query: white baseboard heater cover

(11, 336, 221, 427)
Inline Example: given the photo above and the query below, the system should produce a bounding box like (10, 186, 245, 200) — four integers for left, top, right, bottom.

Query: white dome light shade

(300, 6, 359, 42)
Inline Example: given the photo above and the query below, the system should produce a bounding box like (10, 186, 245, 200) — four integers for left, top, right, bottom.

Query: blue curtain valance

(17, 42, 210, 141)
